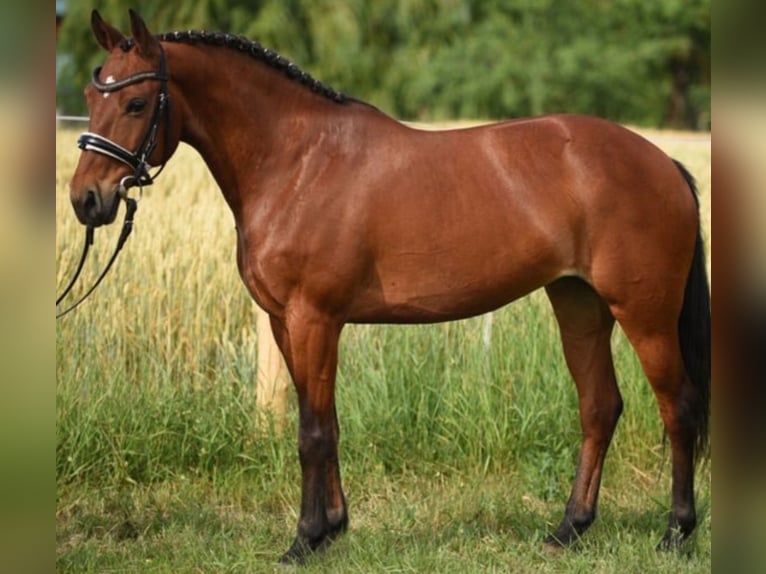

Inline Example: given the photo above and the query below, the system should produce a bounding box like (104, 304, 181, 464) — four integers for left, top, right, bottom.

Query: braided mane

(152, 30, 350, 104)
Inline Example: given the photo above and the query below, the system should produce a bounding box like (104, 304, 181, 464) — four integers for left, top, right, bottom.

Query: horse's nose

(69, 166, 124, 225)
(71, 185, 121, 227)
(83, 189, 100, 219)
(71, 188, 100, 225)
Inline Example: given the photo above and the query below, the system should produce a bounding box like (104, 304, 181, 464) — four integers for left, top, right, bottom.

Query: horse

(68, 10, 710, 564)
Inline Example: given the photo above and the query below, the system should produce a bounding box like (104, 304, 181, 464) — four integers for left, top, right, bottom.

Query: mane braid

(157, 30, 349, 104)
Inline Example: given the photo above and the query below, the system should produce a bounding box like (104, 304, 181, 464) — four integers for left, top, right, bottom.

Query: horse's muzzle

(71, 185, 121, 227)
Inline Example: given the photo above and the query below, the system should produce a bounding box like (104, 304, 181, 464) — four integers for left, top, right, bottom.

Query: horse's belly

(348, 248, 564, 324)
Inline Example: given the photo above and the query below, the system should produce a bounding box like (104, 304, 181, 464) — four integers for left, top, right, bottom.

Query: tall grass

(56, 127, 710, 571)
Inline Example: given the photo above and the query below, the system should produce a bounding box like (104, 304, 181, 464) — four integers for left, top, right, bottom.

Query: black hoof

(544, 531, 577, 550)
(657, 512, 696, 552)
(278, 518, 349, 566)
(656, 526, 691, 552)
(278, 537, 315, 566)
(544, 534, 565, 547)
(544, 516, 591, 549)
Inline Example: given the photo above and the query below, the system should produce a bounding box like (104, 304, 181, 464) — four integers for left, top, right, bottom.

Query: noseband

(57, 45, 171, 319)
(77, 43, 172, 191)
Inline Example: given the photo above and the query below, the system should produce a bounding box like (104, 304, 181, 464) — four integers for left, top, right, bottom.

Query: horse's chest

(235, 229, 292, 317)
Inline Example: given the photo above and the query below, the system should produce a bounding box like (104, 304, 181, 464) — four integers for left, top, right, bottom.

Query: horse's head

(70, 10, 179, 227)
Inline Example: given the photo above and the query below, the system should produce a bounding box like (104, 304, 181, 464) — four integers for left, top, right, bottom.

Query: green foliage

(56, 0, 710, 128)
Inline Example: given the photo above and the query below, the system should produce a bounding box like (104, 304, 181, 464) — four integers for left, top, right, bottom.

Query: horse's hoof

(656, 528, 687, 552)
(278, 518, 349, 565)
(278, 537, 314, 566)
(543, 524, 582, 550)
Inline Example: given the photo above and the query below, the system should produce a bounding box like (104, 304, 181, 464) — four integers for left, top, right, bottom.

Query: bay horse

(68, 10, 710, 564)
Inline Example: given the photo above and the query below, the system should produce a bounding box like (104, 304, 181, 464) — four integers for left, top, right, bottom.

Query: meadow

(56, 124, 711, 573)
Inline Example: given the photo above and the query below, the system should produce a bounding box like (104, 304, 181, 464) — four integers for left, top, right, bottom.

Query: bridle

(56, 44, 172, 319)
(78, 43, 171, 191)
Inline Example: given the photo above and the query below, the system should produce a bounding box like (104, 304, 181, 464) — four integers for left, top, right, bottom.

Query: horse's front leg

(269, 310, 348, 564)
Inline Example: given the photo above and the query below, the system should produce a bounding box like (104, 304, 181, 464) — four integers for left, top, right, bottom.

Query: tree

(56, 0, 710, 129)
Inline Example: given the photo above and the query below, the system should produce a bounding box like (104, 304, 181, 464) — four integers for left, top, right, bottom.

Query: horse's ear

(91, 10, 125, 52)
(128, 9, 161, 59)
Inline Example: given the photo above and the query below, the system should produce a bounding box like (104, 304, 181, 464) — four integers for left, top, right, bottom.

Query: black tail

(674, 160, 711, 466)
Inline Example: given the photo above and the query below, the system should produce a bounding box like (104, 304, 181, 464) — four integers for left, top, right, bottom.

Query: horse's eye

(126, 98, 147, 114)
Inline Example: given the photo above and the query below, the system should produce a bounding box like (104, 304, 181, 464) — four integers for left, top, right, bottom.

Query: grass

(56, 125, 711, 572)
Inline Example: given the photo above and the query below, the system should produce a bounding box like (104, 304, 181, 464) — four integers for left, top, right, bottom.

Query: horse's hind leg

(544, 277, 623, 548)
(616, 312, 698, 549)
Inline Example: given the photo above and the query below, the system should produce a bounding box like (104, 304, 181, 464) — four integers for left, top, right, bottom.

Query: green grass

(56, 126, 711, 572)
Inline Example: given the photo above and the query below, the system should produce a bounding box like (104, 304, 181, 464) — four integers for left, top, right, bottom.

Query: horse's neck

(173, 46, 345, 212)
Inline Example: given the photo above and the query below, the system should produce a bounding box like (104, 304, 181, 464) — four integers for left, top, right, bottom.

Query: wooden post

(255, 306, 289, 428)
(482, 312, 493, 375)
(482, 312, 493, 350)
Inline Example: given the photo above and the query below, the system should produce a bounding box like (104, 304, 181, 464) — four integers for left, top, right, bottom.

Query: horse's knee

(298, 424, 335, 461)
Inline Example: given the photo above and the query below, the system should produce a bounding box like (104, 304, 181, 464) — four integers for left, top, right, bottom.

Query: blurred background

(56, 0, 710, 130)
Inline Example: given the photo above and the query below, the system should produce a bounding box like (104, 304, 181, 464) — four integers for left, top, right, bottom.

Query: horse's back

(342, 114, 696, 322)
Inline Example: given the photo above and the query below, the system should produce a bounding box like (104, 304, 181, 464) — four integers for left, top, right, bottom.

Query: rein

(56, 198, 137, 319)
(56, 45, 171, 319)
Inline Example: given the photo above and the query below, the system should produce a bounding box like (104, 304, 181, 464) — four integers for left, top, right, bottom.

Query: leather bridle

(56, 45, 172, 319)
(78, 43, 172, 190)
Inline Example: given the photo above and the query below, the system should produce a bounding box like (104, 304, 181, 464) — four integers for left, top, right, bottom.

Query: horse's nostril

(84, 190, 98, 213)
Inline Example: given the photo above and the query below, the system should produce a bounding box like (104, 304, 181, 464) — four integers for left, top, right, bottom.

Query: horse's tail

(674, 160, 711, 466)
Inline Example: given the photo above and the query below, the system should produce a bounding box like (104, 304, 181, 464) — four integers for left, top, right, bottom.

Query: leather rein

(56, 46, 171, 319)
